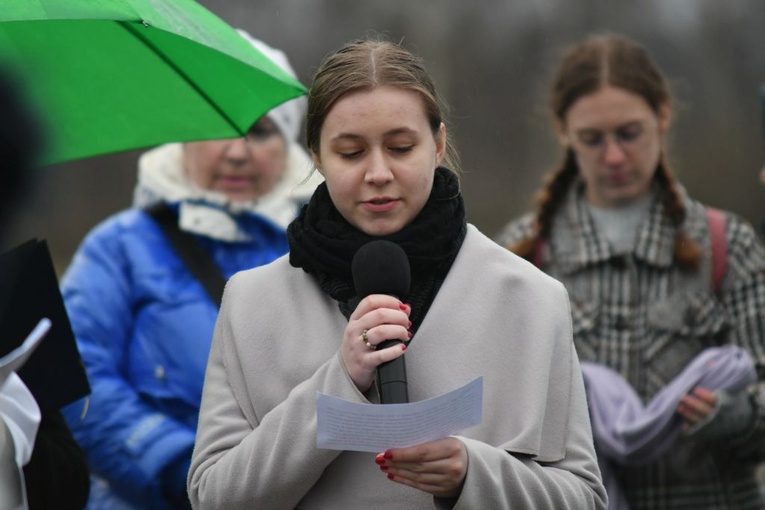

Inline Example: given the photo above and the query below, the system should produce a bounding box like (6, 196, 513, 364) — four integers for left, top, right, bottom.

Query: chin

(359, 222, 402, 237)
(221, 191, 258, 202)
(609, 193, 646, 208)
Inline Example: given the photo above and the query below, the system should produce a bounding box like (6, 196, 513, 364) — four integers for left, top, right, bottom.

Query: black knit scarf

(287, 167, 467, 335)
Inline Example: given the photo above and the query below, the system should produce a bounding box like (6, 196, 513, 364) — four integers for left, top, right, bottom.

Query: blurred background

(7, 0, 765, 272)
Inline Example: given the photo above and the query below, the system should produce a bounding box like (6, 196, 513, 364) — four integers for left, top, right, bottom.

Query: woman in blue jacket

(60, 34, 322, 510)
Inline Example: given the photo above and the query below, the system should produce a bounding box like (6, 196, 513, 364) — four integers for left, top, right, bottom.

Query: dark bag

(145, 203, 227, 307)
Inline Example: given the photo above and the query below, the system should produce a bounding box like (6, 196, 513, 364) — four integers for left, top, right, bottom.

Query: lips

(605, 171, 632, 186)
(363, 197, 400, 213)
(218, 175, 252, 188)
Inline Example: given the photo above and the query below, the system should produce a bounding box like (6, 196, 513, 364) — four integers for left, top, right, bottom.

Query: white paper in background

(316, 376, 483, 453)
(0, 318, 51, 387)
(0, 318, 50, 510)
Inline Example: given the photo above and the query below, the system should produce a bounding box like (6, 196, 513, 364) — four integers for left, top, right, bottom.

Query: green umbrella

(0, 0, 307, 165)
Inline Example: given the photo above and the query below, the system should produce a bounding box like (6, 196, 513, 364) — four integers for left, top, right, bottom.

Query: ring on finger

(361, 329, 374, 350)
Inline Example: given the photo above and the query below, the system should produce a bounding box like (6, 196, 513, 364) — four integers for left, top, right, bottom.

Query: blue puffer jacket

(59, 140, 323, 509)
(61, 205, 289, 509)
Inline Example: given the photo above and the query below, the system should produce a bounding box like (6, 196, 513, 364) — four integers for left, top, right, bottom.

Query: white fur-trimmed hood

(133, 142, 323, 242)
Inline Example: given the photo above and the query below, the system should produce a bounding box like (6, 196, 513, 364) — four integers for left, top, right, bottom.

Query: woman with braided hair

(498, 33, 765, 509)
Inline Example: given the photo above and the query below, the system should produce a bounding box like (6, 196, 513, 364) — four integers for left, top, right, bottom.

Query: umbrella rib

(119, 21, 244, 136)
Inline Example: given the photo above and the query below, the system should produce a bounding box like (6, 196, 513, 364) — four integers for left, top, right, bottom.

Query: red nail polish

(375, 456, 386, 465)
(380, 465, 389, 471)
(384, 451, 393, 459)
(407, 320, 412, 328)
(399, 303, 408, 311)
(401, 344, 407, 351)
(407, 331, 413, 339)
(387, 473, 395, 480)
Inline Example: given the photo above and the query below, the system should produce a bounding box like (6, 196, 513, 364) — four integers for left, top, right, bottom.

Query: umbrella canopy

(0, 0, 307, 164)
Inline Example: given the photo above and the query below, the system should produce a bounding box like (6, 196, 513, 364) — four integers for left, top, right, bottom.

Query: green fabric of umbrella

(0, 0, 307, 164)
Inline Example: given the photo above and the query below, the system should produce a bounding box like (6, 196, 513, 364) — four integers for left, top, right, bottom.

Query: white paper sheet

(316, 376, 482, 452)
(0, 318, 49, 510)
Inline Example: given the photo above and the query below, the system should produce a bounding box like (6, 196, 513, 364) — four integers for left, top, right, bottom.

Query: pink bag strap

(706, 207, 727, 295)
(532, 236, 545, 268)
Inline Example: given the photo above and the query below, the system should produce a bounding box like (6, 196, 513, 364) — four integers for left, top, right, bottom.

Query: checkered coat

(498, 184, 765, 509)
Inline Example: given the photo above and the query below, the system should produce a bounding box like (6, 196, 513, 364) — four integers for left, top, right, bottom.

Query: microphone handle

(376, 340, 409, 404)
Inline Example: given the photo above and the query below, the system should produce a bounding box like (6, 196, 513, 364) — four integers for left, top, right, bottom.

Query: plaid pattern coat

(498, 184, 765, 509)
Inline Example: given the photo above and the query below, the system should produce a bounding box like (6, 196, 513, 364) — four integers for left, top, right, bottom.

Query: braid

(509, 149, 578, 260)
(654, 160, 702, 270)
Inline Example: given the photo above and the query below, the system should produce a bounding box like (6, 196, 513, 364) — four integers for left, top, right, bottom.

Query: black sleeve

(23, 410, 90, 510)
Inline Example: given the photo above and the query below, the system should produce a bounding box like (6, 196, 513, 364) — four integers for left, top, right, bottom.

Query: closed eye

(247, 124, 280, 140)
(615, 123, 643, 143)
(578, 131, 603, 147)
(339, 149, 364, 159)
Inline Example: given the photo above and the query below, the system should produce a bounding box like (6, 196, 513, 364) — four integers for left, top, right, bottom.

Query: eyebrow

(329, 127, 418, 143)
(575, 120, 644, 134)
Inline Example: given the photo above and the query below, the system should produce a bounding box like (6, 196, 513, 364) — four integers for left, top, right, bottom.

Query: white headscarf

(236, 30, 306, 145)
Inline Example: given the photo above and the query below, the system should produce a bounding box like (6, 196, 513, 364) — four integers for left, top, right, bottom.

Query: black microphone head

(352, 240, 410, 298)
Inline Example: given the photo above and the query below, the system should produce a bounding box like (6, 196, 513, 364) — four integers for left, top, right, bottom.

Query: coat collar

(550, 181, 680, 274)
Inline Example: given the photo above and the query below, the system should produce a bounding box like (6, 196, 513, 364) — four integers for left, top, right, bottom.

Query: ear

(658, 102, 672, 133)
(553, 118, 571, 148)
(310, 149, 324, 175)
(435, 122, 446, 167)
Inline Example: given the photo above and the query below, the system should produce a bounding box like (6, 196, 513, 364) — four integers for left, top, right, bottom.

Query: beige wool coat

(188, 225, 607, 509)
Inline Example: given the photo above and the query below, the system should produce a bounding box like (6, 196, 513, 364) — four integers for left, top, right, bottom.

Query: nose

(602, 138, 627, 165)
(364, 150, 394, 184)
(223, 137, 251, 164)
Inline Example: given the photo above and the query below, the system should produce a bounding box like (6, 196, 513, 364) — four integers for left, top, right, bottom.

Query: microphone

(352, 240, 411, 404)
